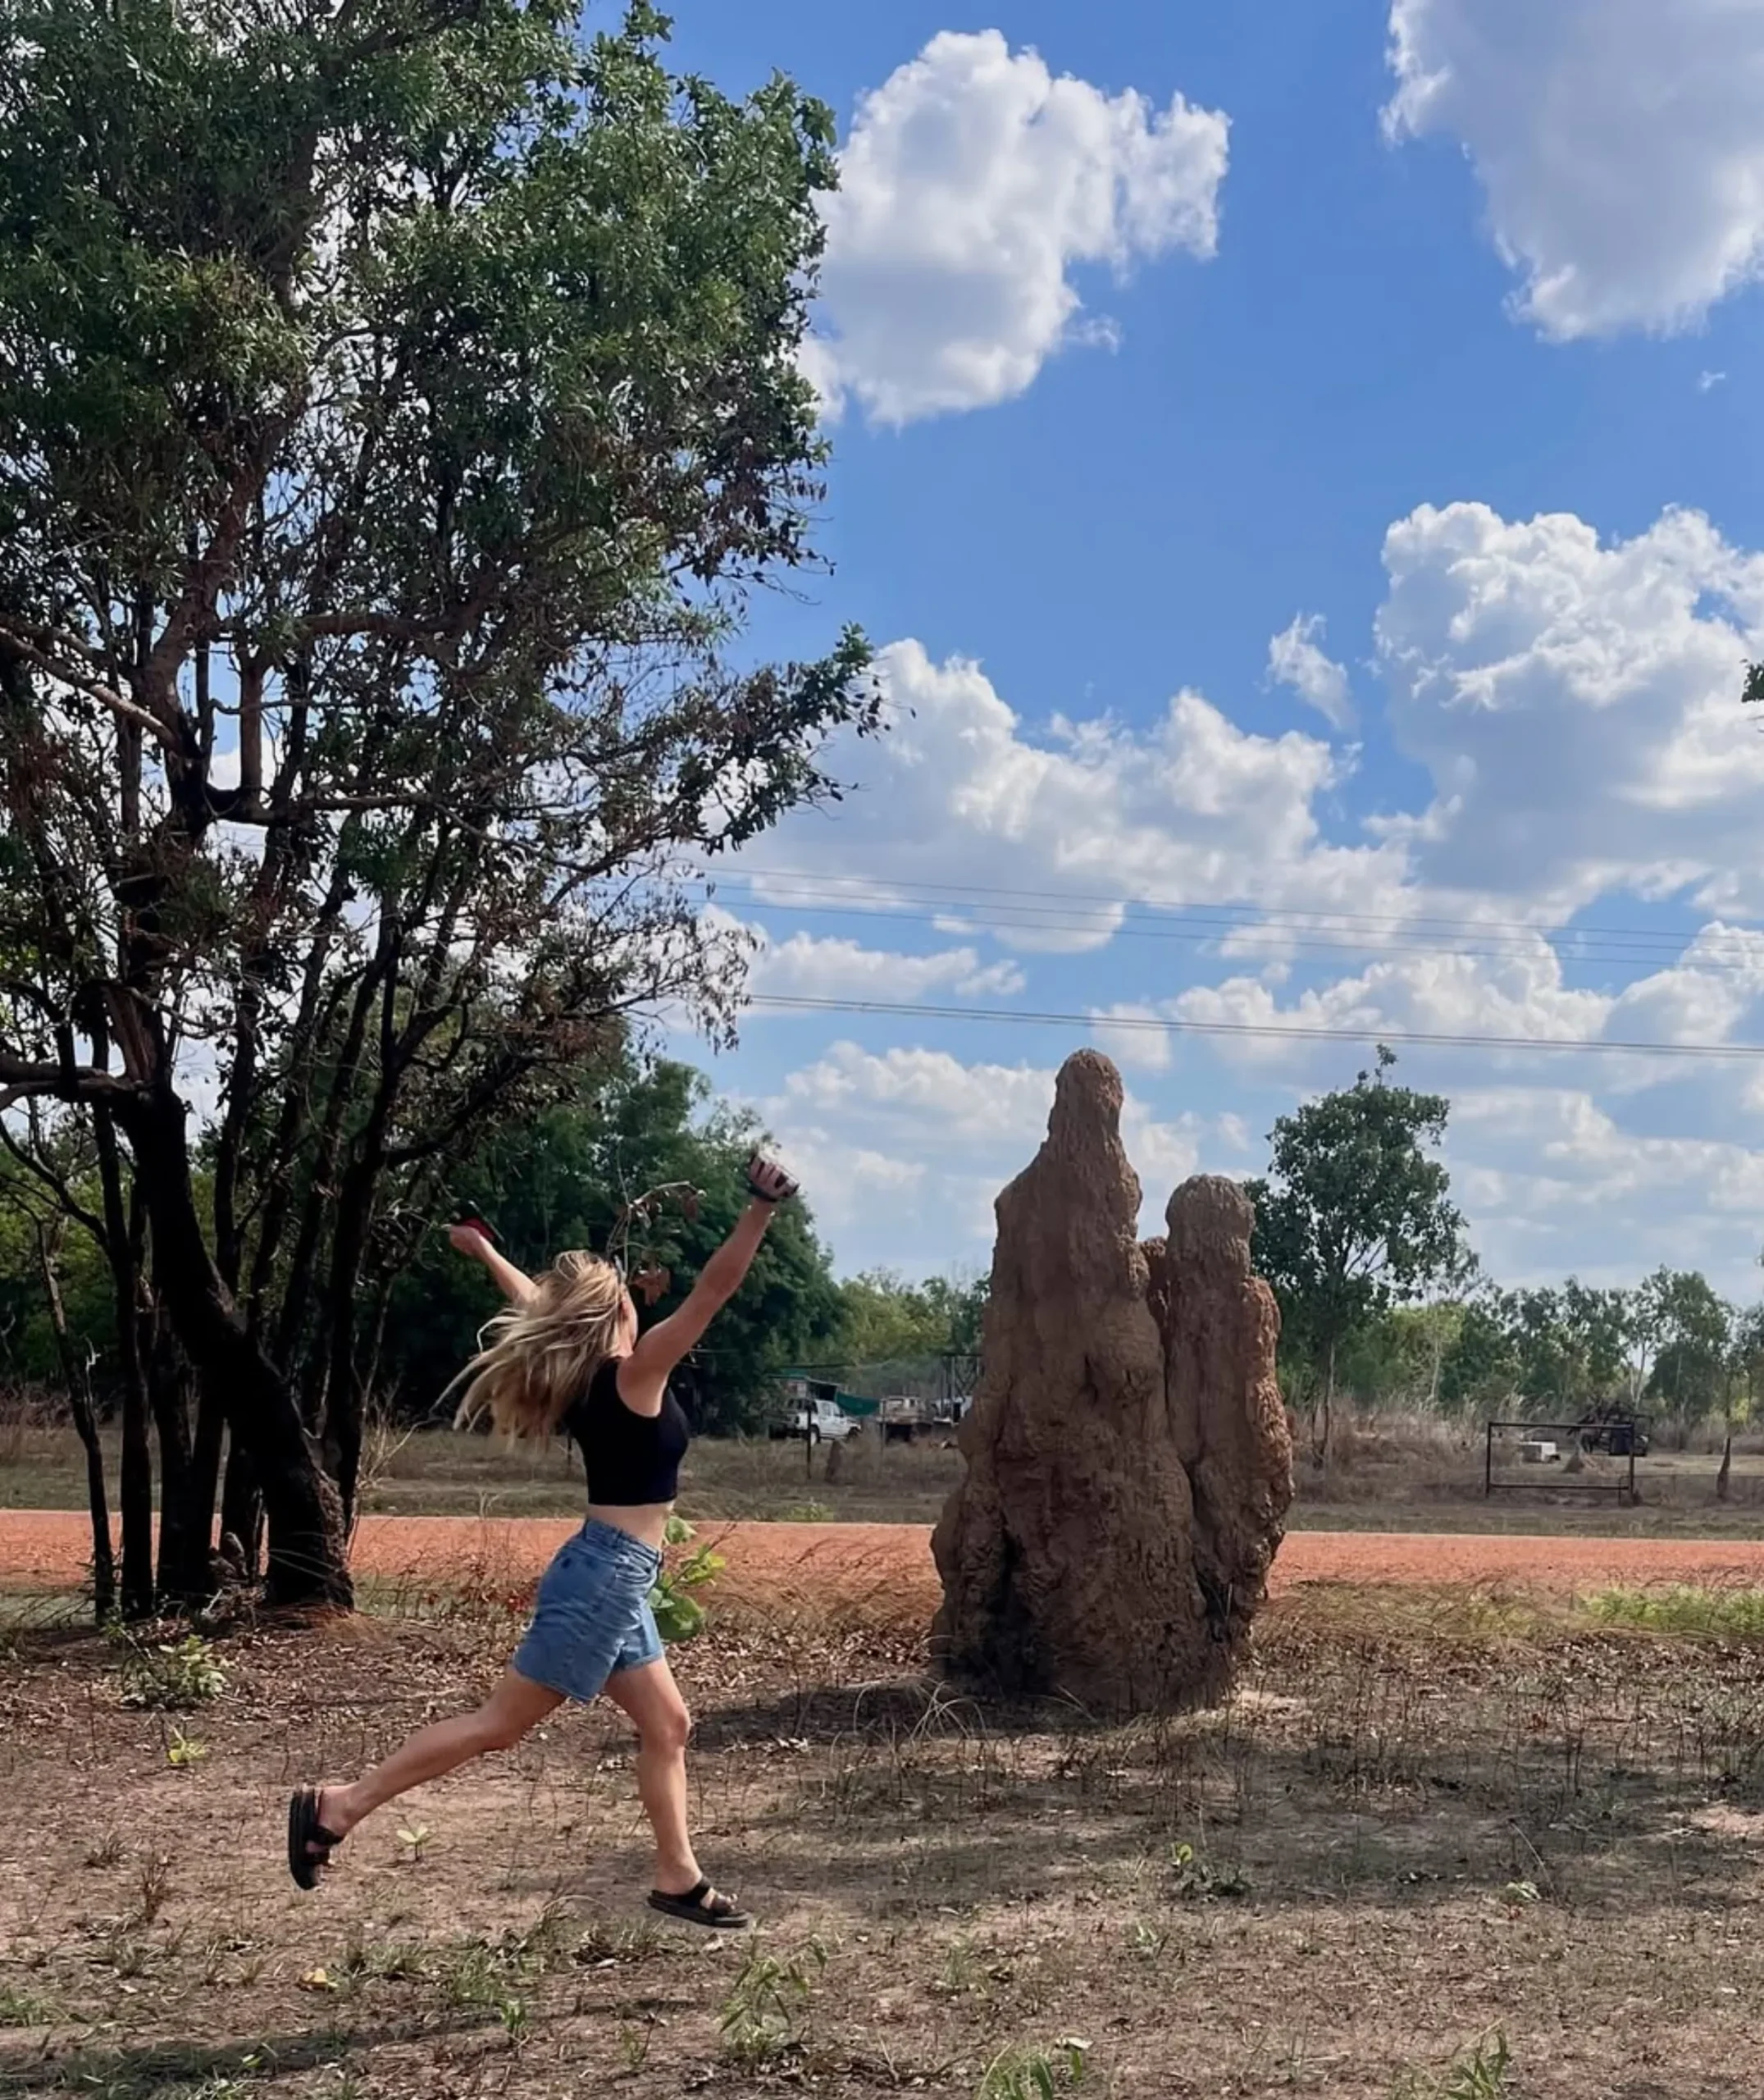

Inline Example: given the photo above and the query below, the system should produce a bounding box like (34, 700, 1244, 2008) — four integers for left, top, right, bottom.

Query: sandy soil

(7, 1506, 1764, 1607)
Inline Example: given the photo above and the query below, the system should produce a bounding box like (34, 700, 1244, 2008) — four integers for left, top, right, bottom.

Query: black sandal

(286, 1787, 344, 1892)
(647, 1879, 751, 1930)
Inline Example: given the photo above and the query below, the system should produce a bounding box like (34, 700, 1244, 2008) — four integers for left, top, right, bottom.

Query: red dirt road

(8, 1509, 1764, 1612)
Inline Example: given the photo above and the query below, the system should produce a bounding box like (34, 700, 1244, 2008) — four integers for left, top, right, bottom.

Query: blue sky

(645, 1, 1764, 1297)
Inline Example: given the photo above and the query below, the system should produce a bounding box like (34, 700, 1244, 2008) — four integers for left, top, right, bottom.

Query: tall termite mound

(931, 1050, 1292, 1714)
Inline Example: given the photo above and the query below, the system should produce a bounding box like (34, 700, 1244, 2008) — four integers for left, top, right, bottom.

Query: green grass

(0, 1983, 62, 2027)
(1582, 1584, 1764, 1637)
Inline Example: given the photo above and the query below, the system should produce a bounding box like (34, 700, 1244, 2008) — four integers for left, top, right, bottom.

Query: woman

(285, 1153, 800, 1929)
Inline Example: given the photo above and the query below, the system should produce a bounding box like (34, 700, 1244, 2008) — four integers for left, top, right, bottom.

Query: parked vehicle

(768, 1394, 855, 1445)
(1573, 1404, 1650, 1458)
(878, 1393, 968, 1445)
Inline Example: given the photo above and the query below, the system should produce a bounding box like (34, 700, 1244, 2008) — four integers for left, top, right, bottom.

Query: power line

(680, 870, 1764, 977)
(718, 864, 1753, 952)
(695, 885, 1764, 975)
(745, 993, 1764, 1061)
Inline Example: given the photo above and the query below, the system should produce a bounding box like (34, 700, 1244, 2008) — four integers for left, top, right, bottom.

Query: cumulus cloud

(1088, 1002, 1174, 1073)
(720, 911, 1026, 1007)
(758, 1040, 1216, 1260)
(1374, 501, 1764, 914)
(1267, 614, 1356, 733)
(1164, 920, 1764, 1102)
(750, 638, 1388, 951)
(1385, 0, 1764, 339)
(1444, 1085, 1764, 1287)
(809, 30, 1229, 425)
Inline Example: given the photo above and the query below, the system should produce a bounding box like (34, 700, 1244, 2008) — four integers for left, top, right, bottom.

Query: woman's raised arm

(449, 1221, 540, 1306)
(617, 1157, 798, 1413)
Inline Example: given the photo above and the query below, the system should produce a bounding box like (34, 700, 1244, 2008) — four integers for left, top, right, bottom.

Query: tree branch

(0, 626, 181, 751)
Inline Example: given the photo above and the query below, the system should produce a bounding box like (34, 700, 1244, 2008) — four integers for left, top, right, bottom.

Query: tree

(1643, 1269, 1732, 1422)
(1502, 1280, 1629, 1413)
(834, 1268, 989, 1372)
(1247, 1047, 1466, 1459)
(1438, 1294, 1518, 1412)
(0, 0, 877, 1605)
(1723, 1303, 1764, 1500)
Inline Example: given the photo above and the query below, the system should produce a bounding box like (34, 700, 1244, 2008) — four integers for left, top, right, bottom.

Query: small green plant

(395, 1821, 431, 1863)
(1125, 1918, 1170, 1962)
(648, 1518, 725, 1645)
(718, 1938, 827, 2066)
(0, 1984, 61, 2028)
(497, 1994, 531, 2046)
(978, 2038, 1091, 2098)
(166, 1726, 209, 1768)
(83, 1828, 124, 1869)
(1169, 1841, 1249, 1901)
(119, 1632, 227, 1710)
(618, 2021, 652, 2072)
(782, 1500, 834, 1523)
(1395, 2034, 1512, 2100)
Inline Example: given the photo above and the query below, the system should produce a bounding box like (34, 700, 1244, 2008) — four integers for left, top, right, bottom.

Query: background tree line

(1246, 1048, 1764, 1468)
(0, 1046, 990, 1608)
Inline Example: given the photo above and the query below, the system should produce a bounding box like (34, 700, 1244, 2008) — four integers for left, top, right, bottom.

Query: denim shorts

(512, 1520, 666, 1704)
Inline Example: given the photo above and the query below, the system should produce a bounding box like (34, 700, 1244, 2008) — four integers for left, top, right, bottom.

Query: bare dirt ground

(9, 1506, 1764, 1609)
(7, 1564, 1764, 2099)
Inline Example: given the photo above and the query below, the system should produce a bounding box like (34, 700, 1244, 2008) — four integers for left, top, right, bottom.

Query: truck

(770, 1394, 855, 1445)
(878, 1393, 969, 1445)
(768, 1376, 859, 1444)
(1572, 1402, 1650, 1459)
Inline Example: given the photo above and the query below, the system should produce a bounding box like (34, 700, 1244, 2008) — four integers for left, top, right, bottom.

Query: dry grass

(5, 1567, 1764, 2097)
(11, 1398, 1764, 1542)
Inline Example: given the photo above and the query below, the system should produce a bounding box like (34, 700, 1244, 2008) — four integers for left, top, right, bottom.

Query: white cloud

(1445, 1085, 1764, 1288)
(721, 911, 1026, 1007)
(1267, 613, 1356, 733)
(1385, 0, 1764, 339)
(1088, 1002, 1174, 1073)
(1167, 920, 1764, 1095)
(809, 30, 1229, 425)
(759, 1040, 1217, 1262)
(750, 638, 1386, 950)
(1375, 501, 1764, 912)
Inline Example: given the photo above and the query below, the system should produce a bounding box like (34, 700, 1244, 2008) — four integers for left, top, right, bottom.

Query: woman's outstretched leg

(303, 1669, 563, 1863)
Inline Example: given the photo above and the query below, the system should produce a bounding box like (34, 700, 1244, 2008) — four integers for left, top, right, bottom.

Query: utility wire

(745, 993, 1764, 1061)
(677, 872, 1764, 976)
(711, 865, 1753, 951)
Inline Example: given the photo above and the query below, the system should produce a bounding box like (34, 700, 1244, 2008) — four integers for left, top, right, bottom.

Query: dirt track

(8, 1509, 1764, 1610)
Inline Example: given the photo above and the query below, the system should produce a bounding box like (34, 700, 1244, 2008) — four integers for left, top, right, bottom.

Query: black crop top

(565, 1355, 690, 1507)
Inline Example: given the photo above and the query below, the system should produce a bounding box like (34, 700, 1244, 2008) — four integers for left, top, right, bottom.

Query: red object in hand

(451, 1214, 500, 1246)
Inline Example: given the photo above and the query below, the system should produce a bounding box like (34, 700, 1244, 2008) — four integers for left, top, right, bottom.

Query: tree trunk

(148, 1308, 206, 1604)
(1717, 1431, 1733, 1503)
(35, 1229, 115, 1623)
(219, 1436, 263, 1582)
(320, 1143, 389, 1533)
(188, 1383, 227, 1584)
(1315, 1340, 1337, 1468)
(93, 1107, 154, 1618)
(114, 1084, 352, 1609)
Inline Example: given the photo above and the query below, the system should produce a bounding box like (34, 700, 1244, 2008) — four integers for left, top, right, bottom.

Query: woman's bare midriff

(586, 1502, 673, 1552)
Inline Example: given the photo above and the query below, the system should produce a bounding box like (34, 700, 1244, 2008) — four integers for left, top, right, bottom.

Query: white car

(772, 1395, 855, 1444)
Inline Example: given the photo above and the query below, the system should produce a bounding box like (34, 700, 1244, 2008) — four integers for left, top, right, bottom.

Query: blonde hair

(450, 1250, 627, 1440)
